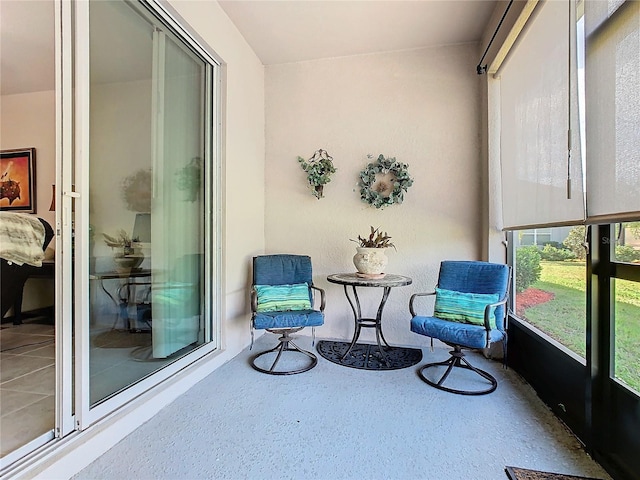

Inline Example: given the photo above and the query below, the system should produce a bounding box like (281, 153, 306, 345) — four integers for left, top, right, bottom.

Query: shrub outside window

(513, 227, 587, 360)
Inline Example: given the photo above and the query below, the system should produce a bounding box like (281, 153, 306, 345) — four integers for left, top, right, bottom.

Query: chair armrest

(409, 291, 436, 317)
(250, 287, 258, 313)
(483, 297, 508, 330)
(310, 285, 326, 311)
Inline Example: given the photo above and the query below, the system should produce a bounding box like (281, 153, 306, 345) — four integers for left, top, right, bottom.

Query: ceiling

(217, 0, 500, 65)
(0, 0, 500, 96)
(0, 0, 55, 95)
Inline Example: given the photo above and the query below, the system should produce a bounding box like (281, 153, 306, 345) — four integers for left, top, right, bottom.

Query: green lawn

(519, 261, 640, 393)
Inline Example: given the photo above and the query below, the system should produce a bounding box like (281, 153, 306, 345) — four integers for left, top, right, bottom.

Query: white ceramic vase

(353, 247, 388, 277)
(113, 254, 144, 273)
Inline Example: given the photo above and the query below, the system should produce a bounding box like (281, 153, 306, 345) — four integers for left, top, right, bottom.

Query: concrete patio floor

(73, 334, 611, 480)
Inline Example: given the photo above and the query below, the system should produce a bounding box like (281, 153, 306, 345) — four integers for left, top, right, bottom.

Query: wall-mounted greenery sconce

(297, 149, 336, 199)
(359, 154, 413, 209)
(175, 157, 202, 202)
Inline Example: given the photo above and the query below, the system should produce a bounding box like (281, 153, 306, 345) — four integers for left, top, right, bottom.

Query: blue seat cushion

(410, 315, 505, 349)
(253, 310, 324, 330)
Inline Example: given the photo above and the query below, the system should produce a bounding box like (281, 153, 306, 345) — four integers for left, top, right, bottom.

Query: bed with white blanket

(0, 212, 54, 324)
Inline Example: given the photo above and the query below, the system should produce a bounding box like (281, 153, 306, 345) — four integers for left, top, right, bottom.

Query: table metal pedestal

(327, 273, 412, 366)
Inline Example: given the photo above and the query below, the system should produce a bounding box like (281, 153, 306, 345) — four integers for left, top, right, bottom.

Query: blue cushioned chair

(409, 261, 511, 395)
(250, 254, 325, 375)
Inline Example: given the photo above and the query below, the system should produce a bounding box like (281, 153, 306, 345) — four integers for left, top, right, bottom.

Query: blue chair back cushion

(437, 260, 509, 329)
(253, 255, 314, 303)
(252, 255, 323, 331)
(410, 261, 509, 349)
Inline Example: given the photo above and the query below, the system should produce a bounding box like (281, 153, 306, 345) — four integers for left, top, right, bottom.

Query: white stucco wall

(480, 2, 511, 265)
(265, 44, 483, 347)
(0, 91, 56, 234)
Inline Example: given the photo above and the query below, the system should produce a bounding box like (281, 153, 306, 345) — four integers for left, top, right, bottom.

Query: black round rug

(317, 340, 422, 371)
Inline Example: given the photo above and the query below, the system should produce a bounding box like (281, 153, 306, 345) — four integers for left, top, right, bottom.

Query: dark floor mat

(505, 466, 604, 480)
(317, 340, 422, 370)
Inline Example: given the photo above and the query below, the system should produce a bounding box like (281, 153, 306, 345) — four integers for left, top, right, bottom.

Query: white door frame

(56, 0, 76, 438)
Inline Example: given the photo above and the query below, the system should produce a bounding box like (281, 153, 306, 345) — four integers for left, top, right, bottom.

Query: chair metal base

(417, 345, 498, 395)
(251, 329, 318, 375)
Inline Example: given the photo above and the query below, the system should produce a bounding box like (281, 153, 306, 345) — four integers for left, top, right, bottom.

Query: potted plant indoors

(103, 229, 143, 271)
(350, 226, 396, 278)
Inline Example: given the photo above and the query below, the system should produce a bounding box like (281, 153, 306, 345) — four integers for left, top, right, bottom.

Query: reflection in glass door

(87, 0, 210, 406)
(150, 27, 205, 359)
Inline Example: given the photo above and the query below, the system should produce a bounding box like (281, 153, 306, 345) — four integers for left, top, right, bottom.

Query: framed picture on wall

(0, 148, 37, 213)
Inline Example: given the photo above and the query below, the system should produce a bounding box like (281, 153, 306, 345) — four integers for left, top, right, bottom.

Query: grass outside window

(614, 279, 640, 394)
(516, 261, 640, 393)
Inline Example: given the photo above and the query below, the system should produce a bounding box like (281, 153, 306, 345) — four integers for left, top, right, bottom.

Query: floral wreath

(121, 169, 151, 212)
(358, 154, 413, 209)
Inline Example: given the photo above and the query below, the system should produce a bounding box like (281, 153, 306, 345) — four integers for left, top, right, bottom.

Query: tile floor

(0, 319, 55, 457)
(1, 315, 198, 459)
(0, 320, 156, 459)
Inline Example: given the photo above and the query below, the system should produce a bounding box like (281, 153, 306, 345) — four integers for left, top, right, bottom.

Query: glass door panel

(613, 278, 640, 394)
(87, 0, 208, 406)
(0, 0, 59, 461)
(613, 222, 640, 263)
(611, 223, 640, 394)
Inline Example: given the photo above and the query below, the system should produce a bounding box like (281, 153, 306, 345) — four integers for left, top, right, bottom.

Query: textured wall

(265, 44, 483, 347)
(0, 91, 56, 230)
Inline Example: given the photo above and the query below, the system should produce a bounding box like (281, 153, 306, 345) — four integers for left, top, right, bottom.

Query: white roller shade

(585, 0, 640, 223)
(499, 0, 585, 230)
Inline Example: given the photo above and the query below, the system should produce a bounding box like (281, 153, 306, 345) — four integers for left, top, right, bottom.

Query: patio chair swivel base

(417, 345, 498, 396)
(250, 328, 318, 375)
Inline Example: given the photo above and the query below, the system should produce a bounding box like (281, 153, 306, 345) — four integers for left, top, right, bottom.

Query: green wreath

(358, 154, 413, 209)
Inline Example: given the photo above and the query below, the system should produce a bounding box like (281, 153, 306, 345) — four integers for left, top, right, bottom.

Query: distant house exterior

(515, 227, 574, 248)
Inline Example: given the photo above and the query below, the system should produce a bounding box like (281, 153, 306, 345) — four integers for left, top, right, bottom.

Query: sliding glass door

(1, 0, 220, 470)
(0, 0, 61, 463)
(75, 0, 220, 418)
